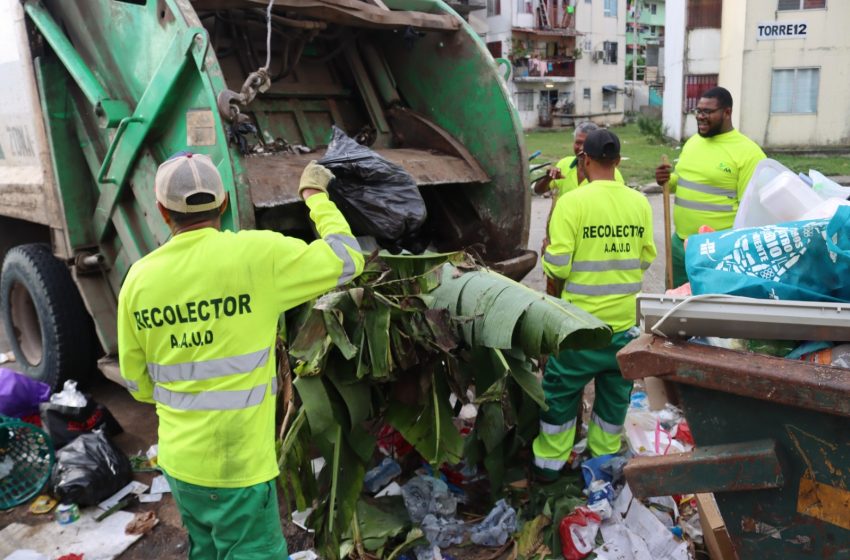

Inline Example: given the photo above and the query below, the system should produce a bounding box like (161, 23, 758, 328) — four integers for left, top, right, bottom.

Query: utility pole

(631, 0, 639, 113)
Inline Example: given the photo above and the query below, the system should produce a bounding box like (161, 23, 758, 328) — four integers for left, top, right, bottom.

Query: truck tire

(0, 244, 93, 389)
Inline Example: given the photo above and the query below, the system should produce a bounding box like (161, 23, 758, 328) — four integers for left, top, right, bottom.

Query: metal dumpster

(618, 334, 850, 559)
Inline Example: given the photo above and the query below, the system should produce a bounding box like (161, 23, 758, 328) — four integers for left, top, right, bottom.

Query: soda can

(55, 502, 80, 525)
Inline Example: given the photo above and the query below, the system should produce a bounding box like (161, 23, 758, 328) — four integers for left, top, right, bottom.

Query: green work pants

(532, 331, 634, 478)
(163, 471, 288, 560)
(671, 232, 688, 289)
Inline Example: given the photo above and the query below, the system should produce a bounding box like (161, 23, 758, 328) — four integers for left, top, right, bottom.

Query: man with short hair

(656, 86, 765, 287)
(533, 129, 656, 480)
(118, 153, 364, 559)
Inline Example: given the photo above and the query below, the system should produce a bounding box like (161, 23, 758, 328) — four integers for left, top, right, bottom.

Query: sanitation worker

(655, 86, 766, 287)
(532, 129, 656, 480)
(534, 122, 625, 295)
(117, 153, 363, 559)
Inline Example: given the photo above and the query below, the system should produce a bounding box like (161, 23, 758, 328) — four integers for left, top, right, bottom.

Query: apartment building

(625, 0, 665, 82)
(475, 0, 626, 129)
(664, 0, 848, 147)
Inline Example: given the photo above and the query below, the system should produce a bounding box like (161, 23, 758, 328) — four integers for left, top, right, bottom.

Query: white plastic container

(758, 171, 822, 222)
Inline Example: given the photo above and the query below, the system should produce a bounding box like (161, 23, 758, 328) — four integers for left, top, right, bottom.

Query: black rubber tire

(0, 244, 93, 389)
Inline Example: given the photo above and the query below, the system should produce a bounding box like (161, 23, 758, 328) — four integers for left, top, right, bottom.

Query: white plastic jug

(758, 171, 822, 222)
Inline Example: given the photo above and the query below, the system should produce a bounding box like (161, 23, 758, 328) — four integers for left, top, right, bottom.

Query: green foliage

(636, 114, 665, 143)
(278, 253, 611, 558)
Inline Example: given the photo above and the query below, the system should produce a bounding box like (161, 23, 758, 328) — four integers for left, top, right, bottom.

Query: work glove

(299, 161, 334, 196)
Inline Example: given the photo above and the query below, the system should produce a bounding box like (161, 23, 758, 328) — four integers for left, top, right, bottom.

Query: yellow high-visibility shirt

(669, 129, 766, 238)
(551, 156, 625, 197)
(543, 180, 656, 333)
(118, 193, 363, 488)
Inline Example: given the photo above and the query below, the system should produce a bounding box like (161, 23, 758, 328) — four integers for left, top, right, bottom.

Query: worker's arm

(640, 202, 658, 272)
(736, 146, 767, 202)
(655, 163, 678, 193)
(117, 283, 155, 404)
(542, 196, 577, 281)
(533, 166, 564, 195)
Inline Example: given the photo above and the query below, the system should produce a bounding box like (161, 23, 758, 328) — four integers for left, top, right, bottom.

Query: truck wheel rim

(9, 281, 43, 367)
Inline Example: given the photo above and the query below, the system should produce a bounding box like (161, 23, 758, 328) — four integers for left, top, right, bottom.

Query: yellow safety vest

(670, 129, 766, 238)
(118, 193, 363, 488)
(543, 180, 656, 333)
(551, 156, 625, 197)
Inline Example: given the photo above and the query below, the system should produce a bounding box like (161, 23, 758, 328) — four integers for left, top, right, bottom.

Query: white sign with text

(757, 21, 808, 40)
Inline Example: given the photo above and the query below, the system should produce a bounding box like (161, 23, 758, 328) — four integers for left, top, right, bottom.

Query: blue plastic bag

(686, 206, 850, 302)
(0, 368, 51, 418)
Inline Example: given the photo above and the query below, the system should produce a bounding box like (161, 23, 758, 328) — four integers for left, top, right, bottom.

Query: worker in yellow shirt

(533, 129, 656, 480)
(117, 153, 363, 559)
(534, 122, 625, 295)
(656, 87, 766, 287)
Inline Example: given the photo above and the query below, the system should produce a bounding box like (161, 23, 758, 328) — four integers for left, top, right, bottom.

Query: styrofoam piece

(97, 480, 149, 511)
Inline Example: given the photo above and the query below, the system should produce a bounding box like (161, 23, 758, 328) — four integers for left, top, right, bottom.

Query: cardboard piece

(696, 493, 737, 560)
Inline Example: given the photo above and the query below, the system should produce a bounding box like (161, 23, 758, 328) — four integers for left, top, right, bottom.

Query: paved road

(522, 192, 667, 294)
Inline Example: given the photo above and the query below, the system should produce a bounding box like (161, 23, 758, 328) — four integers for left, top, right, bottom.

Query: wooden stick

(661, 154, 674, 289)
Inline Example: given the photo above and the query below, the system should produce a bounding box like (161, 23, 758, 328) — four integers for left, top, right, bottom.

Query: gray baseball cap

(155, 152, 225, 213)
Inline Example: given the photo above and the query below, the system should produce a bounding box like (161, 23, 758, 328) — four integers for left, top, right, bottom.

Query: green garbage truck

(0, 0, 534, 389)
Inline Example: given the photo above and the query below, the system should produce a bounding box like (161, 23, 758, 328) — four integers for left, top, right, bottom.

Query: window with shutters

(604, 0, 617, 17)
(684, 74, 718, 112)
(687, 0, 722, 29)
(770, 68, 820, 113)
(778, 0, 825, 10)
(603, 41, 618, 64)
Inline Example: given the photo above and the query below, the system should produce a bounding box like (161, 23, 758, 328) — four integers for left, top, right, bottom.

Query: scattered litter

(149, 475, 171, 495)
(0, 510, 143, 560)
(288, 551, 319, 560)
(611, 484, 633, 518)
(125, 511, 158, 535)
(375, 481, 402, 498)
(310, 457, 325, 478)
(291, 508, 315, 533)
(51, 431, 134, 507)
(624, 499, 689, 559)
(138, 493, 162, 503)
(364, 457, 401, 494)
(470, 499, 516, 547)
(28, 495, 57, 515)
(0, 352, 15, 364)
(596, 519, 654, 559)
(0, 369, 50, 418)
(421, 514, 465, 548)
(402, 476, 458, 524)
(40, 392, 123, 450)
(3, 550, 49, 560)
(56, 555, 83, 560)
(582, 454, 616, 486)
(48, 381, 87, 408)
(560, 507, 602, 560)
(54, 503, 80, 525)
(741, 516, 781, 539)
(97, 481, 149, 512)
(586, 480, 615, 520)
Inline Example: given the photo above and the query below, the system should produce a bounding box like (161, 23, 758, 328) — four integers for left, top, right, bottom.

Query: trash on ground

(51, 431, 134, 507)
(364, 457, 402, 494)
(376, 481, 403, 498)
(125, 511, 158, 535)
(0, 510, 143, 560)
(0, 352, 15, 365)
(470, 499, 516, 547)
(97, 480, 148, 512)
(40, 389, 122, 450)
(402, 476, 458, 524)
(28, 495, 57, 515)
(623, 499, 690, 559)
(48, 381, 87, 408)
(0, 369, 50, 418)
(560, 506, 602, 560)
(149, 474, 171, 495)
(288, 551, 319, 560)
(421, 514, 466, 548)
(54, 503, 80, 525)
(138, 493, 162, 503)
(291, 507, 315, 533)
(3, 550, 50, 560)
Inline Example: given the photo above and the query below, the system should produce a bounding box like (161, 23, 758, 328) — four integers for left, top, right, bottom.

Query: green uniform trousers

(671, 232, 688, 289)
(163, 471, 288, 560)
(532, 331, 634, 478)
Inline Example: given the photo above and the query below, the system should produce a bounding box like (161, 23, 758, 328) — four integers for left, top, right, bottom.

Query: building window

(487, 0, 501, 16)
(650, 3, 657, 14)
(583, 87, 591, 100)
(685, 74, 718, 111)
(516, 91, 535, 111)
(771, 68, 819, 113)
(603, 89, 617, 110)
(778, 0, 825, 9)
(604, 0, 617, 17)
(517, 0, 533, 13)
(603, 41, 618, 64)
(687, 0, 722, 29)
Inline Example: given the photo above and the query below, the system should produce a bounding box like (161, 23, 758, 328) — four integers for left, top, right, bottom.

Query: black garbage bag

(319, 126, 428, 253)
(50, 430, 133, 506)
(40, 398, 123, 450)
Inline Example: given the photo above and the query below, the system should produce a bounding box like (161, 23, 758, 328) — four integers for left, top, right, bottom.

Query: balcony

(512, 58, 576, 82)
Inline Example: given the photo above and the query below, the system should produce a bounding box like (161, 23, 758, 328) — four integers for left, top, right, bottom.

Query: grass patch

(526, 124, 850, 188)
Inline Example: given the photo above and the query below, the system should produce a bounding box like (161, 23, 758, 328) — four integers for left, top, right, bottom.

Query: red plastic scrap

(559, 507, 602, 560)
(57, 554, 84, 560)
(674, 421, 694, 447)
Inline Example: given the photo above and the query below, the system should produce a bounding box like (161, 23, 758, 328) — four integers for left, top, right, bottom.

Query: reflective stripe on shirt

(674, 197, 734, 213)
(571, 258, 641, 272)
(147, 348, 270, 383)
(544, 251, 571, 267)
(566, 282, 642, 296)
(153, 378, 274, 410)
(325, 234, 362, 286)
(678, 178, 735, 198)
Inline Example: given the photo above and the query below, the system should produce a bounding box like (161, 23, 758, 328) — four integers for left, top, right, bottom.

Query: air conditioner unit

(593, 50, 605, 62)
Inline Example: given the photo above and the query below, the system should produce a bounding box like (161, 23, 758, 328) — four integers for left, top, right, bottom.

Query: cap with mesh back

(155, 152, 225, 213)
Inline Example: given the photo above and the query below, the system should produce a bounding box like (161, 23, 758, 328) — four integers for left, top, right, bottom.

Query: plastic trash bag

(687, 206, 850, 302)
(50, 430, 133, 506)
(319, 126, 428, 253)
(40, 393, 123, 450)
(0, 368, 51, 418)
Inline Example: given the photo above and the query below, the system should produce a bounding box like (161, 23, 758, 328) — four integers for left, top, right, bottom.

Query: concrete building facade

(664, 0, 848, 147)
(475, 0, 626, 129)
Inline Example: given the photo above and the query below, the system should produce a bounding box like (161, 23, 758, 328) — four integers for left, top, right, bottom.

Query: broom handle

(661, 154, 674, 289)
